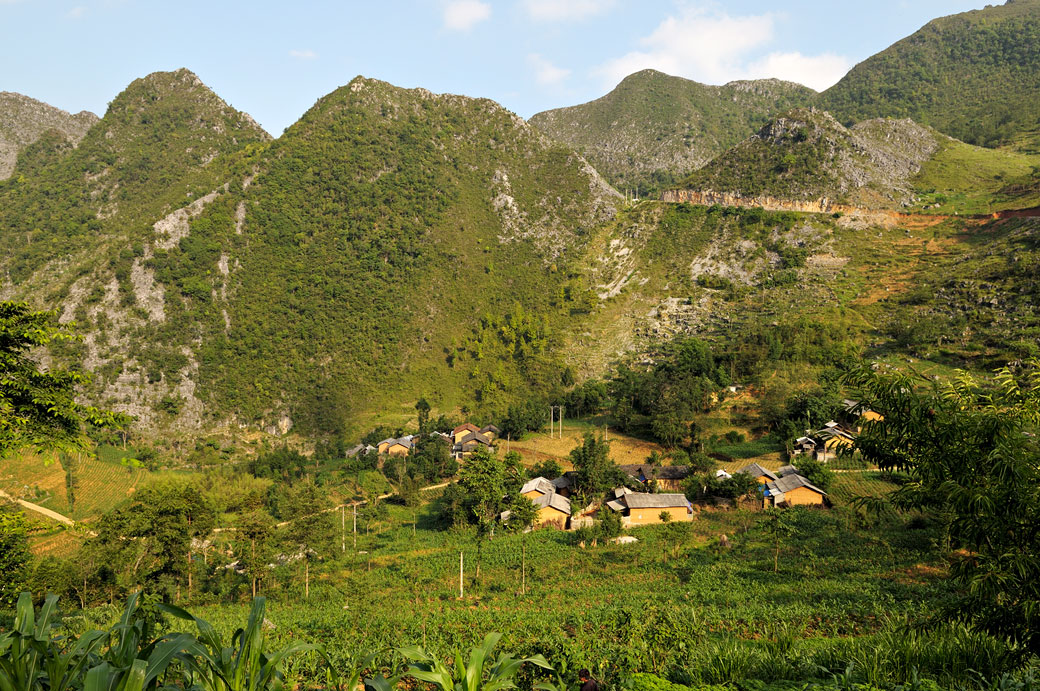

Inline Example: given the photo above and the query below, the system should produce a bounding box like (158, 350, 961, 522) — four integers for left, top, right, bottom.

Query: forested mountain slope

(530, 70, 814, 195)
(819, 0, 1040, 151)
(0, 92, 98, 180)
(0, 72, 619, 438)
(1, 65, 1037, 446)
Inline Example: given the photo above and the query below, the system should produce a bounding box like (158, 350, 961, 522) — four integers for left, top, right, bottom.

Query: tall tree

(281, 479, 335, 599)
(845, 362, 1040, 656)
(570, 432, 623, 497)
(0, 505, 30, 605)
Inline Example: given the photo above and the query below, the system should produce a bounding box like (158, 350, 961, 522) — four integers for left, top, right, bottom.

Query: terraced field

(0, 448, 146, 521)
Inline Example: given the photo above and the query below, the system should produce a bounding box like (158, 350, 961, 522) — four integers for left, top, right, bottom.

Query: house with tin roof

(764, 473, 827, 507)
(605, 490, 692, 526)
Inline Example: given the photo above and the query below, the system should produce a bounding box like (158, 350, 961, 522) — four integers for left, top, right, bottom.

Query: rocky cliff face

(0, 92, 98, 179)
(676, 109, 940, 209)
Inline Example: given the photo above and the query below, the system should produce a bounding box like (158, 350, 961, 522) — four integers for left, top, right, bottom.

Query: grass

(509, 419, 667, 467)
(911, 137, 1040, 215)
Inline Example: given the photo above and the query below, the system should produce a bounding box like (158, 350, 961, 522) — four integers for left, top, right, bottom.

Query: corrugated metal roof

(623, 493, 690, 509)
(521, 477, 555, 496)
(766, 473, 826, 496)
(737, 463, 778, 480)
(618, 464, 691, 480)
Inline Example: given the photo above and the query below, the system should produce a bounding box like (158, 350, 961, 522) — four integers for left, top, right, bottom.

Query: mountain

(672, 108, 1040, 213)
(529, 70, 815, 194)
(0, 69, 272, 432)
(819, 0, 1040, 152)
(1, 72, 619, 439)
(0, 92, 98, 180)
(3, 66, 1036, 448)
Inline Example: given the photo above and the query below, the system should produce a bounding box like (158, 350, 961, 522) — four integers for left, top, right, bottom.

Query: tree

(844, 362, 1040, 656)
(762, 508, 795, 572)
(529, 458, 562, 480)
(503, 494, 539, 595)
(0, 505, 30, 605)
(281, 479, 335, 599)
(793, 456, 834, 491)
(0, 301, 129, 455)
(457, 447, 507, 533)
(415, 397, 431, 434)
(570, 432, 623, 497)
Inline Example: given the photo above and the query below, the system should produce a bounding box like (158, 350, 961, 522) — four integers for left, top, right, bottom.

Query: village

(340, 399, 882, 534)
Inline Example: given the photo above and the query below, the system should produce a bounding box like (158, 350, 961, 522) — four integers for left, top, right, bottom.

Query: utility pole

(459, 551, 464, 599)
(341, 505, 345, 554)
(353, 504, 357, 549)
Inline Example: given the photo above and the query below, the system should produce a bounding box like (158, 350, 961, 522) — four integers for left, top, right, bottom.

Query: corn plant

(157, 597, 316, 691)
(0, 592, 193, 691)
(399, 633, 557, 691)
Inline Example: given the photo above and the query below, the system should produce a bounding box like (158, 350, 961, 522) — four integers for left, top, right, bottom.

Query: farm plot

(0, 449, 145, 521)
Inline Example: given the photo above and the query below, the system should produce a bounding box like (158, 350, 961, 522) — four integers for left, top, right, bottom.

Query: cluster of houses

(347, 422, 501, 461)
(791, 399, 882, 461)
(502, 458, 826, 531)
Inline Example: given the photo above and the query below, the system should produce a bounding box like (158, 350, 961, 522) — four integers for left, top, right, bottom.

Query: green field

(138, 499, 1003, 690)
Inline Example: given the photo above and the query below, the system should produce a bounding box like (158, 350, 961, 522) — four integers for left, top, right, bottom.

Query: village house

(816, 421, 855, 460)
(737, 463, 779, 484)
(606, 490, 693, 526)
(844, 399, 884, 430)
(618, 464, 691, 492)
(764, 473, 827, 507)
(503, 476, 572, 528)
(451, 423, 496, 459)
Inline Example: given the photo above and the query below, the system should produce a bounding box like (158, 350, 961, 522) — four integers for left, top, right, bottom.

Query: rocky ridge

(0, 91, 98, 179)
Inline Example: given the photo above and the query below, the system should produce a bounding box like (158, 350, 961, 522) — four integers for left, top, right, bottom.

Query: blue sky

(1, 0, 991, 135)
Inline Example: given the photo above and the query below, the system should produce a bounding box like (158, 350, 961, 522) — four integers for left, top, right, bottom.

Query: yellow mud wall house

(504, 477, 572, 529)
(521, 477, 555, 501)
(621, 493, 693, 525)
(386, 441, 410, 457)
(784, 485, 826, 506)
(452, 423, 481, 444)
(764, 473, 826, 507)
(535, 501, 570, 527)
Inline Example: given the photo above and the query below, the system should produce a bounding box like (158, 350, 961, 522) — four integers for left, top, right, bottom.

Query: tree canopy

(0, 301, 129, 455)
(845, 362, 1040, 656)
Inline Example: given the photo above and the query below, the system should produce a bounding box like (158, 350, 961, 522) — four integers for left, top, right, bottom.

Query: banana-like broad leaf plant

(399, 633, 558, 691)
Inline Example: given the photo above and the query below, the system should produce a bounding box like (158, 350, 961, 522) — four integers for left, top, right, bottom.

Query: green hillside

(2, 67, 1037, 449)
(181, 77, 620, 436)
(0, 69, 272, 435)
(673, 108, 1040, 212)
(0, 73, 620, 440)
(819, 0, 1040, 151)
(530, 70, 814, 195)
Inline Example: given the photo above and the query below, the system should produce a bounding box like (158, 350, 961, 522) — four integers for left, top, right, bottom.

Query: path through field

(0, 487, 75, 525)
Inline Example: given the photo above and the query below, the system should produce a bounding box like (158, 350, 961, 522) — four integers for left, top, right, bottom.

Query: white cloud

(442, 0, 491, 31)
(289, 49, 318, 60)
(523, 0, 615, 22)
(749, 51, 851, 92)
(65, 6, 87, 18)
(528, 53, 570, 86)
(595, 6, 850, 91)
